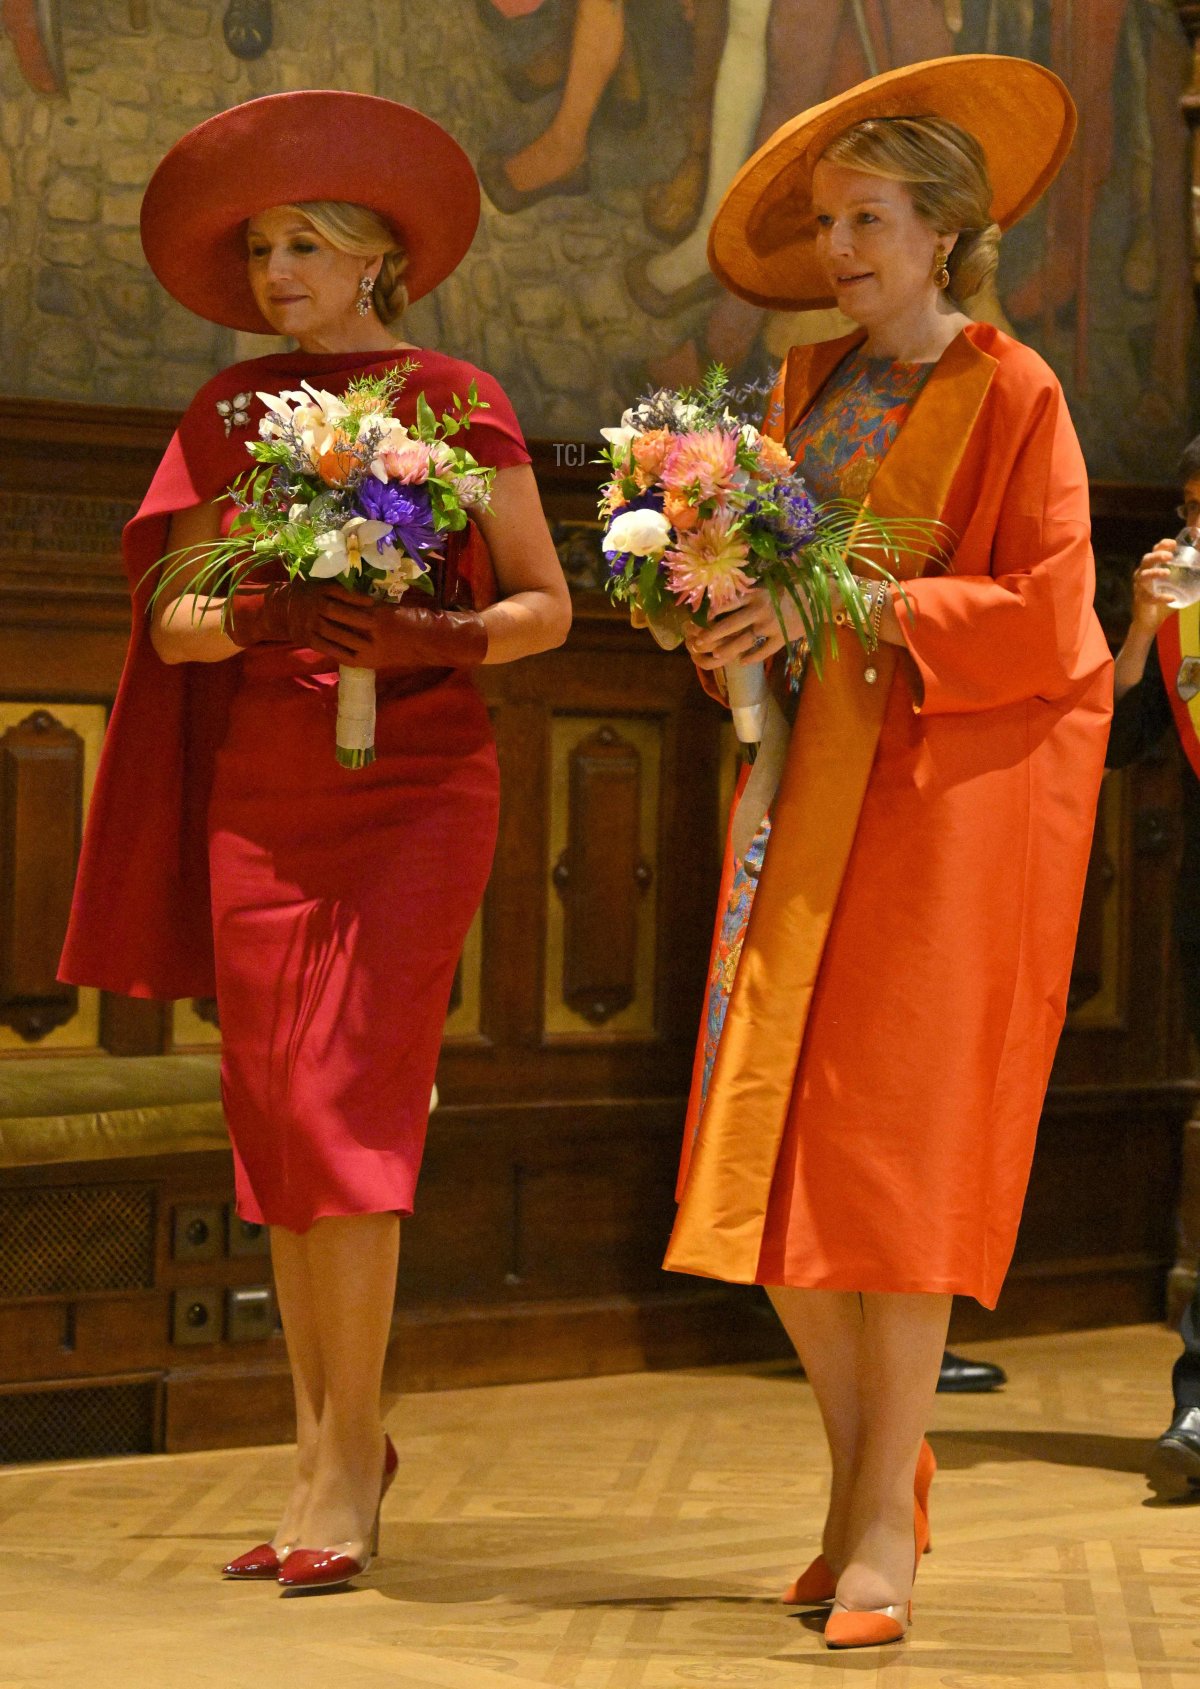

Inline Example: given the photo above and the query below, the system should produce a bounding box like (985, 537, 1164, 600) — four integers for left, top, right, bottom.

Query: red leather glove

(315, 584, 489, 670)
(226, 581, 367, 661)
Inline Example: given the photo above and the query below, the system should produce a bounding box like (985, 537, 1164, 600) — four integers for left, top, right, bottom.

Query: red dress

(61, 347, 529, 1231)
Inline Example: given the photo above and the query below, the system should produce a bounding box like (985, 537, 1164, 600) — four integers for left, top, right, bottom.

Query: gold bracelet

(863, 581, 888, 685)
(869, 581, 889, 648)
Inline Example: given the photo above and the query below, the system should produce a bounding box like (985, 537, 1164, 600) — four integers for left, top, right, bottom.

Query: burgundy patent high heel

(223, 1540, 287, 1580)
(276, 1432, 398, 1592)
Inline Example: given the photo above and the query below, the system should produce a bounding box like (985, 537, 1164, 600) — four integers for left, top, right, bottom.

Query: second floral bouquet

(598, 367, 928, 747)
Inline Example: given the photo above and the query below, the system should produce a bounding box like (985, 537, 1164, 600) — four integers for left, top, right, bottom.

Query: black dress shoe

(936, 1350, 1007, 1393)
(1147, 1405, 1200, 1499)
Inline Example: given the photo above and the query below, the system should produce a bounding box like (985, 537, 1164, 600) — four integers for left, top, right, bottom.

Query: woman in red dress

(60, 93, 571, 1591)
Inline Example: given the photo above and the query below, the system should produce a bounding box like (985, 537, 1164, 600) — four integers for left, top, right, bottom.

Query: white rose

(603, 506, 672, 557)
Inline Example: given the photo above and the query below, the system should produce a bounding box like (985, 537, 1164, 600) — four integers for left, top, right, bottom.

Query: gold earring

(933, 245, 950, 291)
(356, 275, 374, 317)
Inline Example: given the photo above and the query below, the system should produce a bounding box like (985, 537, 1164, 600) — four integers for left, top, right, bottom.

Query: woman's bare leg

(645, 0, 771, 296)
(769, 1286, 866, 1575)
(501, 0, 625, 193)
(837, 1291, 951, 1611)
(292, 1212, 401, 1554)
(268, 1224, 325, 1549)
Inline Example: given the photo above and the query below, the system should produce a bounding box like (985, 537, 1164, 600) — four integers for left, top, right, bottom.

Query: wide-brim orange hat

(708, 55, 1075, 311)
(141, 91, 480, 333)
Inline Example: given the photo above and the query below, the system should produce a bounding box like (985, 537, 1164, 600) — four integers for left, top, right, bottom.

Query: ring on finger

(748, 633, 768, 653)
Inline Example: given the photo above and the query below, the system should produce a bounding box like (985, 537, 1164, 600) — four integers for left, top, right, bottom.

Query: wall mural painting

(0, 0, 1194, 482)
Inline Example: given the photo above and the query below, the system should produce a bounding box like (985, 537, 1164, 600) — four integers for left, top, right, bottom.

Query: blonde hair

(288, 199, 410, 323)
(819, 115, 1000, 305)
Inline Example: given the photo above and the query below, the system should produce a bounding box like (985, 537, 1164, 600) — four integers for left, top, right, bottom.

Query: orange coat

(665, 323, 1112, 1308)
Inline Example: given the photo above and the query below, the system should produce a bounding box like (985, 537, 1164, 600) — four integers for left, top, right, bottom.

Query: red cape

(59, 346, 529, 1000)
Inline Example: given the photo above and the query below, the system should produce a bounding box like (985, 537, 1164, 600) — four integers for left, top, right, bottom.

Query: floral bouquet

(152, 365, 495, 767)
(599, 366, 927, 748)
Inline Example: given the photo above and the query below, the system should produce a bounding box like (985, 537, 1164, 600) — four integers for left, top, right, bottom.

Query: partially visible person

(1107, 436, 1200, 1499)
(938, 1348, 1005, 1393)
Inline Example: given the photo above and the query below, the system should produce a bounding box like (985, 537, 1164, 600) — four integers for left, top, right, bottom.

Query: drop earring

(933, 245, 950, 291)
(356, 275, 374, 316)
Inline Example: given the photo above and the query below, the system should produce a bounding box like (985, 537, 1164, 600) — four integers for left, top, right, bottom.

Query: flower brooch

(216, 391, 253, 436)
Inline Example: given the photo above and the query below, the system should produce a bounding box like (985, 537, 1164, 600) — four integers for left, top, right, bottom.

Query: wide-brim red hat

(141, 91, 480, 333)
(708, 55, 1075, 311)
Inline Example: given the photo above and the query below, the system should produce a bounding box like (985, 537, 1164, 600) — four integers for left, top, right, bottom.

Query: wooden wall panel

(546, 716, 661, 1037)
(0, 701, 104, 1053)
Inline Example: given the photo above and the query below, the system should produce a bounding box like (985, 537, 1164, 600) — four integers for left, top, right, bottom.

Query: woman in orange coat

(674, 57, 1111, 1647)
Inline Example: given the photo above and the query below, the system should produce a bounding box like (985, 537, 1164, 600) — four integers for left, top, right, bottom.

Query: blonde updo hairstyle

(818, 115, 1000, 306)
(288, 199, 410, 323)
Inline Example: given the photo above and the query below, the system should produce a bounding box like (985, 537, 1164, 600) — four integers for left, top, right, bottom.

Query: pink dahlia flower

(660, 429, 738, 503)
(380, 441, 431, 484)
(664, 513, 754, 613)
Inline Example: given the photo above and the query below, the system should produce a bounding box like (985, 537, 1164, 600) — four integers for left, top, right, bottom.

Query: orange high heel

(914, 1437, 936, 1559)
(782, 1553, 837, 1605)
(275, 1432, 397, 1593)
(783, 1437, 936, 1606)
(824, 1599, 911, 1648)
(822, 1443, 934, 1650)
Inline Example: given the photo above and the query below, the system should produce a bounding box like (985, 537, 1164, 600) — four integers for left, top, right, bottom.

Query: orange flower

(631, 428, 673, 480)
(664, 491, 701, 533)
(753, 435, 795, 479)
(315, 429, 358, 487)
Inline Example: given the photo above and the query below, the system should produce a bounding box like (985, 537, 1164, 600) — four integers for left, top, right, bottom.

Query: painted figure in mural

(628, 0, 965, 387)
(627, 0, 1192, 451)
(985, 0, 1192, 444)
(668, 58, 1111, 1646)
(477, 0, 635, 213)
(60, 92, 570, 1591)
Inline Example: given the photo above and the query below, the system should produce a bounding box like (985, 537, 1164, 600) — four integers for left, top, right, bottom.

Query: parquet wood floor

(2, 1325, 1198, 1689)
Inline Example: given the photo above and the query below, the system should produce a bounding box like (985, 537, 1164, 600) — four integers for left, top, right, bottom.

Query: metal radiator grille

(0, 1185, 155, 1296)
(0, 1382, 157, 1463)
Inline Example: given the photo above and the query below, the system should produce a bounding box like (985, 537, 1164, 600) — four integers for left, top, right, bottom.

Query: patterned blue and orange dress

(697, 348, 933, 1116)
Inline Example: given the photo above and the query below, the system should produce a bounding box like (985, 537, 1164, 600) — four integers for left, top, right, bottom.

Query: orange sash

(664, 330, 999, 1282)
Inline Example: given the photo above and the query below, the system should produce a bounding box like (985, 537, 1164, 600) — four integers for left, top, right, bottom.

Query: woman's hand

(226, 580, 370, 659)
(315, 584, 488, 669)
(684, 586, 808, 671)
(1130, 538, 1179, 635)
(1113, 537, 1178, 701)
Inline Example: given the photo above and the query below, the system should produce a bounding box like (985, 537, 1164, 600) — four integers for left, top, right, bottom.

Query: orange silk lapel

(664, 329, 999, 1283)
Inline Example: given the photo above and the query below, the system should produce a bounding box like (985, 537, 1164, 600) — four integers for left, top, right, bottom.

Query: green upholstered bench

(0, 1055, 226, 1167)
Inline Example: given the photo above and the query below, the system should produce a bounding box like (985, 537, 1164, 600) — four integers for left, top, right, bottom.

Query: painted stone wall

(0, 0, 1195, 481)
